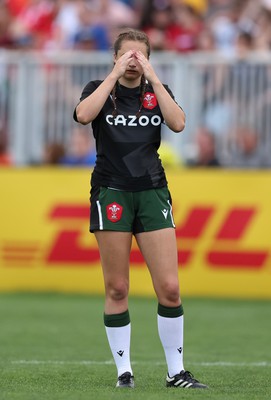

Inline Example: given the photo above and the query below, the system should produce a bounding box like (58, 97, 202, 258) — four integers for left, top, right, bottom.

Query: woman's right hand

(111, 50, 134, 80)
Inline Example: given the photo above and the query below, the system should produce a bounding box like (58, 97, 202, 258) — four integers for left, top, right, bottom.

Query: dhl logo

(2, 204, 269, 270)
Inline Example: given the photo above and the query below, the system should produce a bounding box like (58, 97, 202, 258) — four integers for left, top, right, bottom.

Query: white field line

(10, 360, 271, 367)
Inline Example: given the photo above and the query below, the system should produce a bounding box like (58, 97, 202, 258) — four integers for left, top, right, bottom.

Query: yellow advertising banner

(0, 168, 270, 298)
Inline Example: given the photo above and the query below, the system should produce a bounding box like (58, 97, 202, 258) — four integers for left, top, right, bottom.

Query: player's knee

(161, 281, 180, 305)
(107, 281, 129, 302)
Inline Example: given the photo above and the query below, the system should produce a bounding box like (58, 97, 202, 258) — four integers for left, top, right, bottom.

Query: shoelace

(181, 370, 199, 383)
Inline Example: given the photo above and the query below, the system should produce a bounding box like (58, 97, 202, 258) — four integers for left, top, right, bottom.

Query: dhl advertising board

(0, 168, 270, 299)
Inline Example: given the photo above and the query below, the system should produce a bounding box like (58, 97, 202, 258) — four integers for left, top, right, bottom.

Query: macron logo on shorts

(161, 209, 169, 219)
(106, 202, 123, 222)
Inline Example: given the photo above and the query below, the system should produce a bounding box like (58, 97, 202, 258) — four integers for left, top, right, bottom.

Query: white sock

(105, 323, 133, 377)
(158, 310, 184, 377)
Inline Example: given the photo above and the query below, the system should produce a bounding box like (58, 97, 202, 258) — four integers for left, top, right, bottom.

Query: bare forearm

(152, 81, 185, 132)
(76, 73, 118, 124)
(134, 51, 185, 132)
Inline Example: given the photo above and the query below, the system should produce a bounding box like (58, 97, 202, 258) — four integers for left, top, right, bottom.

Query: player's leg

(135, 228, 180, 305)
(94, 231, 134, 387)
(135, 228, 207, 388)
(135, 228, 184, 370)
(95, 231, 132, 314)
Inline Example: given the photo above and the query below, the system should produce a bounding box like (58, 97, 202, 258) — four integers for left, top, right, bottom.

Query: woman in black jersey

(74, 29, 207, 390)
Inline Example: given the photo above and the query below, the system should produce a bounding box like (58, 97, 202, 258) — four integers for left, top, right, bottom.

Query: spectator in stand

(253, 2, 271, 50)
(196, 27, 226, 112)
(185, 126, 221, 167)
(205, 0, 271, 55)
(9, 0, 58, 49)
(140, 0, 205, 52)
(0, 1, 15, 48)
(73, 26, 110, 50)
(92, 0, 140, 47)
(60, 126, 96, 166)
(226, 31, 270, 132)
(53, 0, 108, 50)
(52, 0, 83, 49)
(141, 4, 174, 51)
(166, 1, 205, 52)
(229, 125, 268, 168)
(71, 0, 110, 50)
(202, 29, 270, 140)
(42, 141, 66, 164)
(53, 0, 139, 50)
(98, 0, 139, 28)
(195, 24, 231, 139)
(206, 2, 243, 56)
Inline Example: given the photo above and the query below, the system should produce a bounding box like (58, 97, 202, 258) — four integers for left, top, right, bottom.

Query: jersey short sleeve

(73, 80, 103, 122)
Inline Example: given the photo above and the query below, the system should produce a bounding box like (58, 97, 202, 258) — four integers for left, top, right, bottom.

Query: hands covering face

(114, 50, 157, 83)
(132, 51, 155, 82)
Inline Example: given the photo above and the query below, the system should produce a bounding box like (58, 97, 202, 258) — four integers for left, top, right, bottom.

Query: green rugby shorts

(90, 186, 175, 234)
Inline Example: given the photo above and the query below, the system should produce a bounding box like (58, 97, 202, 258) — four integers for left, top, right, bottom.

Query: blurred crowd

(42, 126, 96, 166)
(1, 0, 271, 168)
(1, 0, 271, 53)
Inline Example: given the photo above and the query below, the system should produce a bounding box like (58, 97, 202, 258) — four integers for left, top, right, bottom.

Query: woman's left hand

(134, 51, 159, 85)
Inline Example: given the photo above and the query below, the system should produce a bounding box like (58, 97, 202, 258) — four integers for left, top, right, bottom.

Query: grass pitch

(0, 293, 270, 400)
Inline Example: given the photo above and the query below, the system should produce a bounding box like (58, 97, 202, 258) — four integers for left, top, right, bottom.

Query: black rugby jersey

(74, 80, 177, 191)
